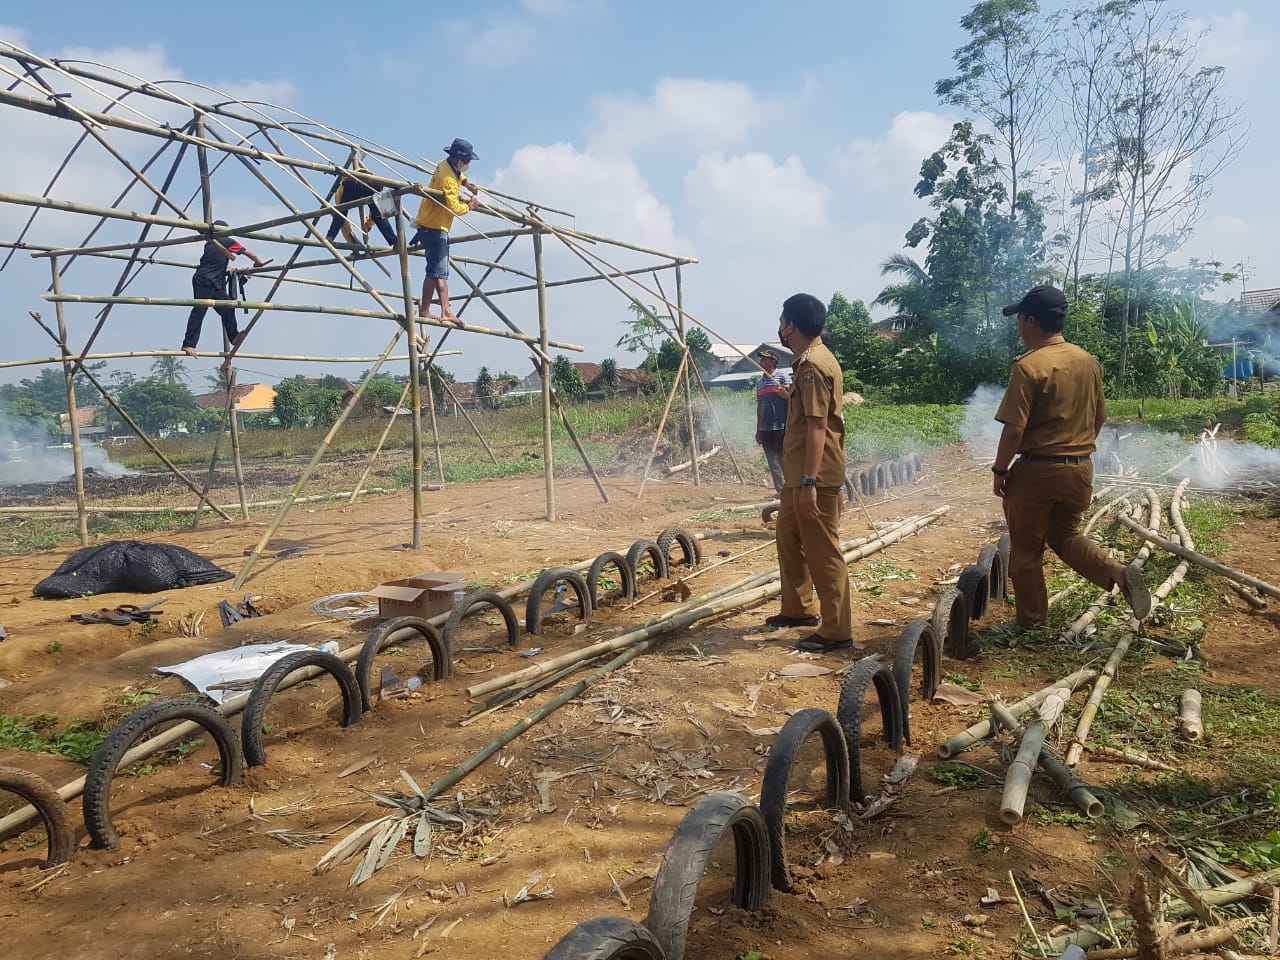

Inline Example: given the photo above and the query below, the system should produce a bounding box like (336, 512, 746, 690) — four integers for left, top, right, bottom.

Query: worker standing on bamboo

(180, 220, 266, 361)
(326, 156, 398, 249)
(992, 284, 1152, 630)
(412, 138, 480, 325)
(754, 349, 790, 495)
(766, 293, 855, 654)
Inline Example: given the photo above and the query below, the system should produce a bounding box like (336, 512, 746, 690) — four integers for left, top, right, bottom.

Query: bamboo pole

(990, 700, 1104, 819)
(49, 259, 89, 545)
(349, 380, 413, 504)
(1083, 917, 1254, 960)
(673, 266, 701, 486)
(394, 194, 424, 547)
(1117, 513, 1280, 601)
(999, 687, 1070, 824)
(1180, 689, 1204, 742)
(936, 667, 1099, 759)
(0, 489, 400, 516)
(637, 348, 690, 498)
(191, 370, 232, 530)
(532, 229, 556, 521)
(424, 364, 444, 487)
(1064, 632, 1136, 766)
(231, 329, 405, 589)
(0, 349, 455, 370)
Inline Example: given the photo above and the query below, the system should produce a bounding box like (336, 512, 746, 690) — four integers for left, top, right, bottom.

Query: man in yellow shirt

(413, 138, 480, 324)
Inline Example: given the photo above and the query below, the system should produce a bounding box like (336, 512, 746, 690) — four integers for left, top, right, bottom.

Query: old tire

(997, 533, 1011, 591)
(241, 650, 363, 767)
(625, 540, 669, 586)
(956, 563, 990, 621)
(657, 528, 702, 570)
(643, 791, 771, 959)
(835, 658, 904, 804)
(356, 616, 451, 710)
(83, 699, 244, 850)
(892, 620, 940, 746)
(443, 590, 520, 648)
(524, 567, 591, 636)
(933, 587, 971, 660)
(977, 544, 1006, 602)
(759, 708, 850, 892)
(887, 460, 901, 487)
(0, 765, 75, 866)
(586, 552, 638, 609)
(843, 474, 856, 501)
(543, 916, 665, 960)
(900, 456, 915, 484)
(874, 464, 887, 493)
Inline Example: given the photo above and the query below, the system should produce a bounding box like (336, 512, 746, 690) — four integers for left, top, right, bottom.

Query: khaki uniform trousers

(775, 486, 853, 642)
(1002, 459, 1116, 626)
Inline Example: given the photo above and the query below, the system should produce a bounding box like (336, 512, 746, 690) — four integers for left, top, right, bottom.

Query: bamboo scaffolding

(637, 347, 691, 498)
(673, 266, 701, 485)
(1117, 513, 1280, 601)
(533, 230, 556, 520)
(49, 258, 89, 545)
(192, 367, 234, 530)
(936, 667, 1100, 759)
(0, 349, 456, 370)
(0, 489, 399, 517)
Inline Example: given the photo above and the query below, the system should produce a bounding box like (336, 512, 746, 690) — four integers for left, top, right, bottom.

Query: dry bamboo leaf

(777, 663, 834, 678)
(315, 816, 392, 874)
(338, 756, 377, 778)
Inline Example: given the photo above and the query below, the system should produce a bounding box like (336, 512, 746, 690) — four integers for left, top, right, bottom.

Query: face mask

(777, 325, 790, 349)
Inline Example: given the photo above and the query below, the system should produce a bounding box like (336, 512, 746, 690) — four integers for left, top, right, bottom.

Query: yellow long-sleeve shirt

(414, 161, 469, 231)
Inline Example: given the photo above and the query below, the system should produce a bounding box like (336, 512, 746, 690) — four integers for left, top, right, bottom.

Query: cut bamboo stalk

(999, 687, 1070, 824)
(1064, 632, 1135, 766)
(1117, 513, 1280, 600)
(937, 667, 1099, 759)
(666, 446, 720, 475)
(1148, 855, 1249, 960)
(637, 347, 690, 498)
(533, 230, 556, 521)
(1180, 689, 1204, 742)
(0, 489, 400, 516)
(1168, 866, 1280, 917)
(1083, 743, 1177, 771)
(990, 701, 1103, 819)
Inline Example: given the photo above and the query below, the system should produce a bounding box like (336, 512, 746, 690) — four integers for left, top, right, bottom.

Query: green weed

(0, 713, 109, 765)
(973, 828, 994, 852)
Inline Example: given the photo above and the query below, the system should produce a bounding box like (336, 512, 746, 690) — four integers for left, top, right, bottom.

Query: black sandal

(794, 635, 853, 653)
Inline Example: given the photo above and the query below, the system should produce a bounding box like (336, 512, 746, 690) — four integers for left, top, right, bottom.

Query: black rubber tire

(761, 503, 780, 525)
(524, 566, 591, 636)
(892, 620, 940, 746)
(977, 544, 1006, 602)
(543, 916, 665, 960)
(586, 551, 638, 609)
(887, 460, 901, 487)
(933, 587, 972, 660)
(900, 456, 915, 484)
(956, 563, 991, 621)
(443, 589, 520, 648)
(843, 474, 856, 501)
(625, 540, 669, 586)
(857, 469, 870, 496)
(874, 464, 887, 492)
(83, 699, 244, 850)
(356, 616, 452, 710)
(0, 765, 75, 866)
(241, 650, 363, 768)
(642, 790, 771, 960)
(656, 528, 701, 570)
(997, 532, 1011, 585)
(835, 658, 904, 804)
(913, 452, 923, 470)
(758, 707, 850, 892)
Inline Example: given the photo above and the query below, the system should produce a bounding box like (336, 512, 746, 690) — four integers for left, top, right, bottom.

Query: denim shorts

(418, 228, 449, 279)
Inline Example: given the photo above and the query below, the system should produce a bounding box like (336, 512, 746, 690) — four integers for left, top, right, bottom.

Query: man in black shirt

(181, 220, 266, 361)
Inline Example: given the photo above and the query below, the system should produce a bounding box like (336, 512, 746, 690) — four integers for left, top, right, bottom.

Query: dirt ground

(2, 447, 1280, 960)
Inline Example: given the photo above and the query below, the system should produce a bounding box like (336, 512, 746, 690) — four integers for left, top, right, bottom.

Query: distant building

(193, 382, 276, 414)
(706, 342, 790, 390)
(59, 405, 106, 437)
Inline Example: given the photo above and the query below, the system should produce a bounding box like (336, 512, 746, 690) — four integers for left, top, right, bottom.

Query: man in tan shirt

(764, 293, 854, 653)
(992, 285, 1151, 628)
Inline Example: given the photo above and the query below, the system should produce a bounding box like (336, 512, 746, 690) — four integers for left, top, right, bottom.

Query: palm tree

(872, 253, 933, 335)
(151, 355, 190, 385)
(205, 368, 233, 392)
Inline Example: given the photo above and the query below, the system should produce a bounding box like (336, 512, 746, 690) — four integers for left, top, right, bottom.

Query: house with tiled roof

(193, 382, 276, 414)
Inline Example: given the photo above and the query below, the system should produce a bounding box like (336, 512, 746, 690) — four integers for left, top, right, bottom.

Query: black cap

(1002, 284, 1067, 319)
(757, 349, 778, 362)
(213, 219, 228, 227)
(443, 138, 478, 162)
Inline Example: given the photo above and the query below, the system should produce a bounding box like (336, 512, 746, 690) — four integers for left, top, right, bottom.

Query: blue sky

(1, 0, 1277, 387)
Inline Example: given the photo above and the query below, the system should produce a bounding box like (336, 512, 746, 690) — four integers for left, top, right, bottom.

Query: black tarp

(34, 540, 233, 598)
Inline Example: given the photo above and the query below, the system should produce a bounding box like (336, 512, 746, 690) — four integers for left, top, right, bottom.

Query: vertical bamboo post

(394, 194, 423, 548)
(191, 371, 231, 530)
(349, 379, 412, 504)
(226, 374, 248, 519)
(637, 349, 690, 498)
(49, 257, 88, 545)
(675, 264, 701, 486)
(424, 362, 444, 486)
(532, 228, 555, 521)
(232, 329, 406, 589)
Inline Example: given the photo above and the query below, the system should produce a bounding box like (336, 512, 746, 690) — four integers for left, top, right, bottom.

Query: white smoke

(0, 416, 132, 486)
(960, 384, 1006, 462)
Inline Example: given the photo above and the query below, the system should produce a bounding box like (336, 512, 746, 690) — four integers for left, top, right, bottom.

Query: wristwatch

(799, 474, 817, 487)
(991, 466, 1009, 476)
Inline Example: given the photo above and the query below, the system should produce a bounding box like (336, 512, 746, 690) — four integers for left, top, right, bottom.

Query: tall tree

(597, 358, 619, 398)
(825, 292, 892, 388)
(150, 355, 189, 385)
(474, 366, 494, 409)
(1099, 0, 1244, 386)
(551, 356, 587, 402)
(118, 380, 199, 434)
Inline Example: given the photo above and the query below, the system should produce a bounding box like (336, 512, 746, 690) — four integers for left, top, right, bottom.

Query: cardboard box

(369, 572, 466, 620)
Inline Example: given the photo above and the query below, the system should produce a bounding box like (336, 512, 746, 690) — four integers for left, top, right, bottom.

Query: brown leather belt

(1020, 454, 1086, 465)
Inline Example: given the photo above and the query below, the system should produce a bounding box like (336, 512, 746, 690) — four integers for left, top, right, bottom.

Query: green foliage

(118, 378, 200, 433)
(1244, 411, 1280, 448)
(150, 356, 190, 385)
(0, 713, 109, 765)
(474, 367, 495, 409)
(0, 394, 57, 442)
(973, 827, 995, 852)
(358, 377, 405, 417)
(272, 376, 342, 429)
(551, 355, 587, 402)
(826, 292, 893, 392)
(843, 403, 963, 460)
(597, 358, 619, 398)
(932, 762, 986, 788)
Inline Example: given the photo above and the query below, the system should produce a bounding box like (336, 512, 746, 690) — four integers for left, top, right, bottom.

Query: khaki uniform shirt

(995, 338, 1103, 457)
(782, 342, 846, 487)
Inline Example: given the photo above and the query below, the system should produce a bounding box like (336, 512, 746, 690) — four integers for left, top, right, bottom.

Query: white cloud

(833, 110, 953, 191)
(590, 78, 779, 154)
(684, 151, 830, 243)
(1190, 12, 1270, 71)
(492, 142, 688, 254)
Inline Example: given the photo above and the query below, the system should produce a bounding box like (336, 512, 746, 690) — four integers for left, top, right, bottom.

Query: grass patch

(0, 713, 110, 765)
(843, 403, 964, 460)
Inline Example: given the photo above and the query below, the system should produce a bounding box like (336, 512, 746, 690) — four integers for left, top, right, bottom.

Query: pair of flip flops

(218, 593, 263, 628)
(794, 634, 854, 654)
(70, 599, 166, 626)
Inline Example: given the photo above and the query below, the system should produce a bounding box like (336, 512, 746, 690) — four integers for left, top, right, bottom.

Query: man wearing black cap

(992, 284, 1151, 629)
(180, 220, 266, 361)
(413, 138, 481, 325)
(754, 349, 790, 494)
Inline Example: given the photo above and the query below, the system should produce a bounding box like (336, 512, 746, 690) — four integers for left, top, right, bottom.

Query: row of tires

(1, 529, 708, 865)
(762, 453, 924, 524)
(541, 532, 1010, 959)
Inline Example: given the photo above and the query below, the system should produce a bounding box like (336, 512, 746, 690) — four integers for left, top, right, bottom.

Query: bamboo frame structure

(0, 41, 724, 573)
